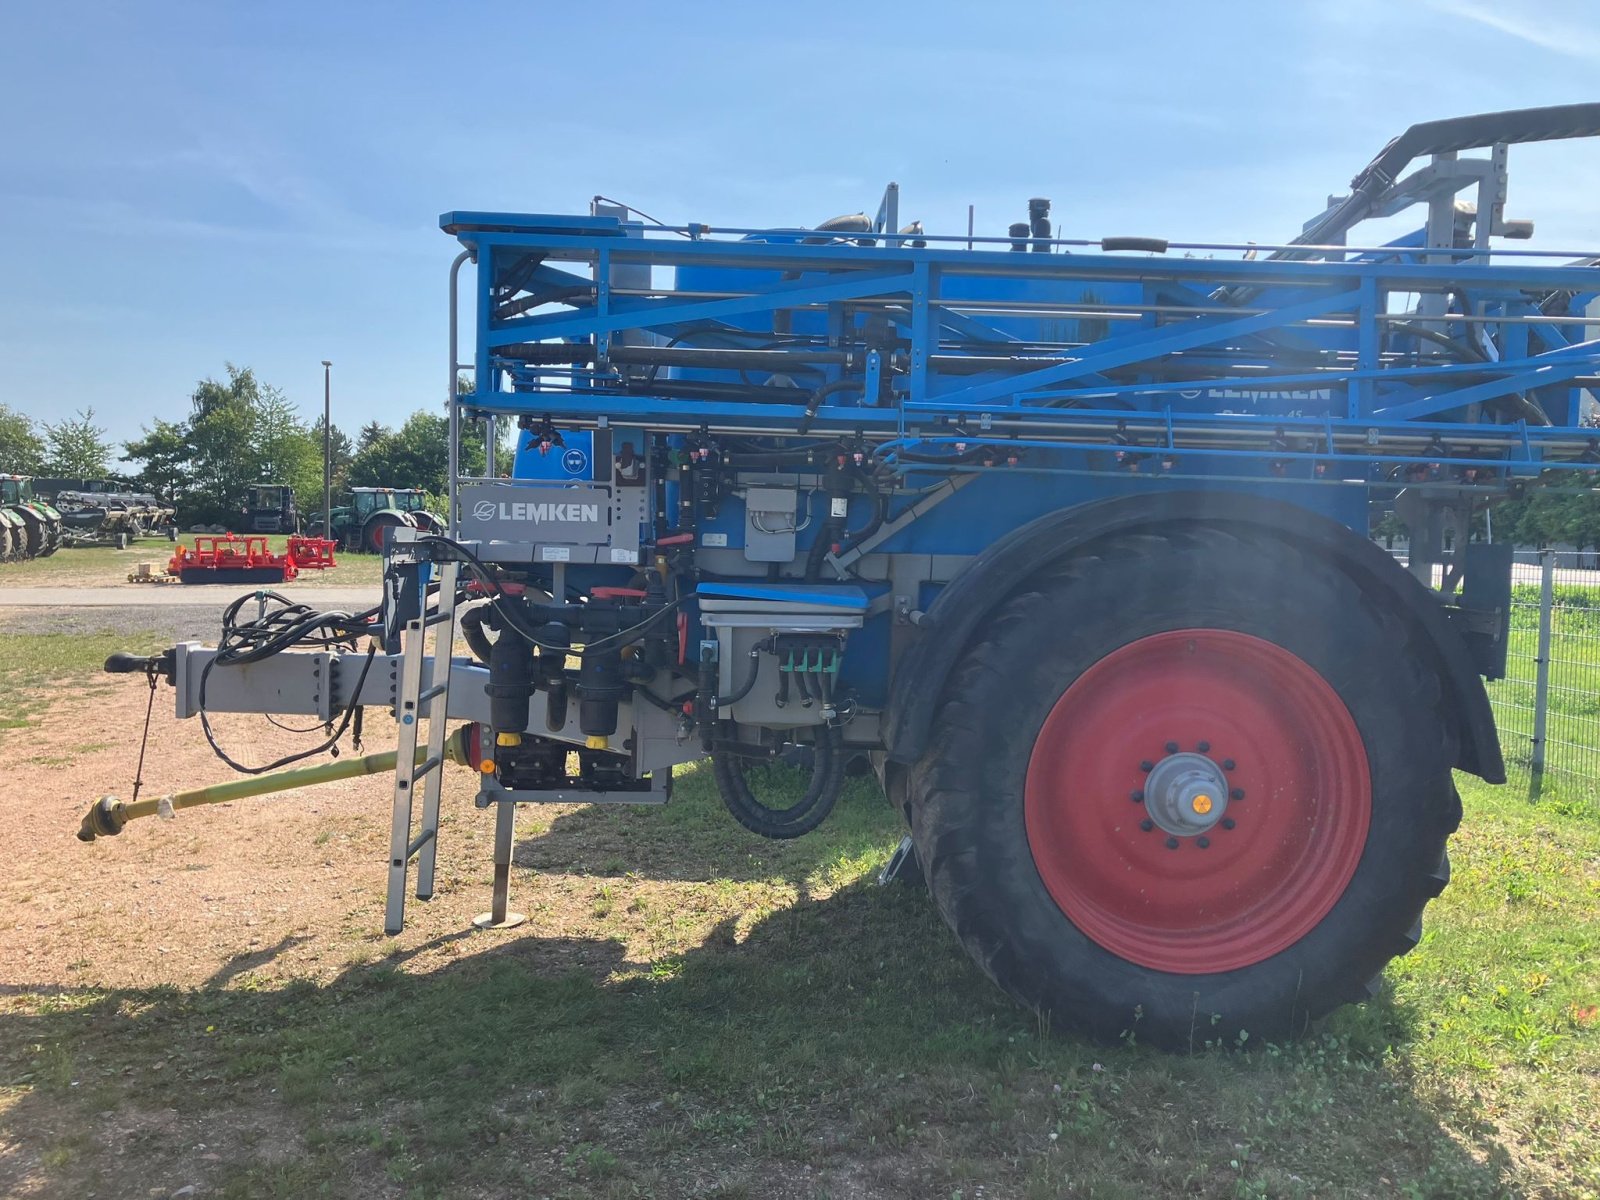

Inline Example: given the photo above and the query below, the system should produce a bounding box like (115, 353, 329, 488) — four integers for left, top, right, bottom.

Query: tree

(348, 410, 489, 494)
(120, 418, 190, 504)
(310, 415, 355, 492)
(0, 403, 45, 474)
(1493, 485, 1600, 551)
(355, 420, 389, 454)
(123, 364, 324, 525)
(42, 408, 114, 477)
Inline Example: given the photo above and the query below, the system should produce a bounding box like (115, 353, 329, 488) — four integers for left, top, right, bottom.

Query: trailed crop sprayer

(88, 106, 1600, 1047)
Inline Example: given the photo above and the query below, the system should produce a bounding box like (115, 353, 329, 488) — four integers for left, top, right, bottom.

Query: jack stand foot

(878, 835, 923, 887)
(471, 800, 523, 930)
(472, 910, 527, 930)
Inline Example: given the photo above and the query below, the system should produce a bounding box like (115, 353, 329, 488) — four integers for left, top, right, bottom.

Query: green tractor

(0, 475, 64, 560)
(306, 487, 445, 553)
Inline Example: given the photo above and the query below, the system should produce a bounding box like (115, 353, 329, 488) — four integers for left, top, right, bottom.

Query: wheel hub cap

(1144, 752, 1229, 837)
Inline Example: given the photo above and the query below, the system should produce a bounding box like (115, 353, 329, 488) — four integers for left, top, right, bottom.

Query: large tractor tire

(907, 525, 1461, 1049)
(37, 516, 63, 557)
(0, 522, 12, 562)
(362, 511, 409, 553)
(14, 511, 47, 559)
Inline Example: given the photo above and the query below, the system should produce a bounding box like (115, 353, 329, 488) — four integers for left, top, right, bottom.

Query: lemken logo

(472, 499, 599, 523)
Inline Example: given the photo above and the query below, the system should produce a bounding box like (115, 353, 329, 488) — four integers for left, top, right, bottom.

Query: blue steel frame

(442, 211, 1600, 488)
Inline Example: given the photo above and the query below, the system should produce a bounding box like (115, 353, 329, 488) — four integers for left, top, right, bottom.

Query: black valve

(485, 626, 534, 738)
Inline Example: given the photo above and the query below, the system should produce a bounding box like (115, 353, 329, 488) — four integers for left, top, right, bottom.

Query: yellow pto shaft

(77, 727, 474, 842)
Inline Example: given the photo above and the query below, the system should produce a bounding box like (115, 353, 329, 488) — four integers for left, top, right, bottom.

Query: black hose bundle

(199, 591, 382, 774)
(712, 724, 844, 839)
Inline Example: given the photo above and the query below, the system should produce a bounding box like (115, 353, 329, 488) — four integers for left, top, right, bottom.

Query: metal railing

(1494, 549, 1600, 797)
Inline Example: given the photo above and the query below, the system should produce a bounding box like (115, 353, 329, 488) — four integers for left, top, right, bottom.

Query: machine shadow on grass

(1, 860, 1522, 1197)
(513, 759, 902, 889)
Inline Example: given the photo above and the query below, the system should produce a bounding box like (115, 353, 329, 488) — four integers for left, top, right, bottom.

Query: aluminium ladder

(384, 560, 461, 934)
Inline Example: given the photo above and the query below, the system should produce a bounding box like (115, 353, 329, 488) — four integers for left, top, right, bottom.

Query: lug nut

(1222, 759, 1236, 771)
(1197, 740, 1210, 752)
(1139, 818, 1154, 832)
(1130, 790, 1144, 803)
(1164, 837, 1179, 850)
(1197, 836, 1210, 849)
(1221, 817, 1236, 829)
(1230, 788, 1245, 801)
(1164, 741, 1179, 754)
(1140, 760, 1154, 772)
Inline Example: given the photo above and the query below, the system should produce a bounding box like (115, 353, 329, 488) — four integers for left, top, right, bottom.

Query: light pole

(321, 360, 332, 540)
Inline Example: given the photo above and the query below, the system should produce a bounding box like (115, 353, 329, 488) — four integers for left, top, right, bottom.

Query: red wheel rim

(1024, 629, 1370, 975)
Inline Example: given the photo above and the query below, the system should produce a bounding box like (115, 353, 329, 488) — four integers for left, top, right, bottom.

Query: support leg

(473, 800, 526, 930)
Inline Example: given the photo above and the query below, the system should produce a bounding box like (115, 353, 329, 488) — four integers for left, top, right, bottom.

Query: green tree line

(1490, 485, 1600, 551)
(0, 402, 116, 477)
(5, 365, 506, 526)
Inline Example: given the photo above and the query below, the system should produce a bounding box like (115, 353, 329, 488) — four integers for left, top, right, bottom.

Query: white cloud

(1424, 0, 1600, 63)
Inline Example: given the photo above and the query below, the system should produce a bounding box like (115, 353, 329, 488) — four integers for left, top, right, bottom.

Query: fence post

(1528, 548, 1555, 800)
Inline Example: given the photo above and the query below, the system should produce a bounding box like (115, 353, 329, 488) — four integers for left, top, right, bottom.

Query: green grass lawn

(3, 602, 1599, 1198)
(3, 771, 1597, 1197)
(0, 629, 166, 734)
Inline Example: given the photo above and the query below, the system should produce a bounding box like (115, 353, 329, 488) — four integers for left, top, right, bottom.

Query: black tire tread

(907, 521, 1460, 1048)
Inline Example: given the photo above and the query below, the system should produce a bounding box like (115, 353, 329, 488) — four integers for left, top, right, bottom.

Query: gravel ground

(0, 604, 226, 642)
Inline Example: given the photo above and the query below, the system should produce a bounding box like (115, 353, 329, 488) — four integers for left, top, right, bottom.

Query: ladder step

(419, 683, 448, 703)
(412, 755, 443, 779)
(406, 828, 436, 858)
(425, 609, 456, 627)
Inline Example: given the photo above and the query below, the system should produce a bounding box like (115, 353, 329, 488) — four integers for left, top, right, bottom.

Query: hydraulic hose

(458, 600, 496, 664)
(712, 723, 844, 839)
(799, 380, 863, 434)
(713, 643, 766, 712)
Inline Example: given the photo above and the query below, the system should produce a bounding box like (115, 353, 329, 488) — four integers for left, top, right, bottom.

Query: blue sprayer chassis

(92, 105, 1600, 1047)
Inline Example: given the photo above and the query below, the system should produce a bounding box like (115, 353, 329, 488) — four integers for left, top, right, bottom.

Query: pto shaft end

(77, 796, 128, 842)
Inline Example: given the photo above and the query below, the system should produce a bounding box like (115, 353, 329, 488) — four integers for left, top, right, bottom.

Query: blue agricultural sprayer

(88, 105, 1600, 1048)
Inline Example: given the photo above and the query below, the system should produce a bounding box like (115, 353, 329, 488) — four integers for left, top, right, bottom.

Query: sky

(2, 0, 1599, 451)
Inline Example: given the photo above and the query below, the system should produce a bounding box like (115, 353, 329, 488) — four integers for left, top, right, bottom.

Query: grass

(3, 614, 1599, 1198)
(0, 629, 165, 733)
(0, 534, 384, 587)
(3, 760, 1598, 1197)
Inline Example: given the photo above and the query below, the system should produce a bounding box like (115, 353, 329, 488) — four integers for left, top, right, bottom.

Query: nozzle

(77, 796, 128, 842)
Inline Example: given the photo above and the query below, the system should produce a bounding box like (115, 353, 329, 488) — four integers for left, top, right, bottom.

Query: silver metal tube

(1529, 547, 1555, 798)
(447, 249, 472, 537)
(321, 360, 332, 540)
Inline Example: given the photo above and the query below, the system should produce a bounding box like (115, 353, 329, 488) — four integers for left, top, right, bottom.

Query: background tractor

(306, 487, 445, 553)
(241, 483, 297, 534)
(0, 475, 63, 559)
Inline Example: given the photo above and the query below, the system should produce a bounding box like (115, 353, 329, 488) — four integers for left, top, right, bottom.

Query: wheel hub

(1143, 752, 1229, 837)
(1023, 628, 1371, 974)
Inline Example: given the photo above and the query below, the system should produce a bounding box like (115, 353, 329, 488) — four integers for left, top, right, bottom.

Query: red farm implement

(168, 535, 298, 585)
(286, 536, 338, 570)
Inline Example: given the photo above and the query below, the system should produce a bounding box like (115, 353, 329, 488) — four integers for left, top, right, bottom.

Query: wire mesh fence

(1493, 549, 1600, 796)
(1382, 546, 1600, 796)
